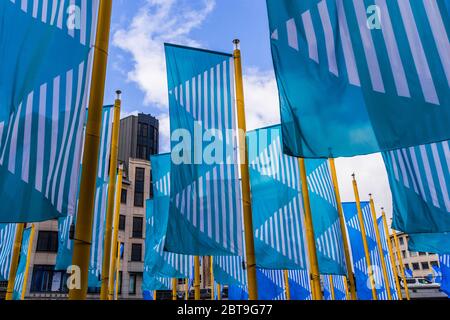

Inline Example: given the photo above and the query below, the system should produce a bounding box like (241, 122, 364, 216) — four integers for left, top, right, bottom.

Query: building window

(30, 265, 68, 293)
(131, 244, 142, 262)
(132, 217, 144, 238)
(404, 264, 409, 270)
(419, 252, 427, 256)
(421, 262, 429, 270)
(412, 263, 420, 270)
(149, 171, 154, 199)
(36, 231, 58, 252)
(402, 250, 407, 259)
(178, 279, 186, 285)
(118, 271, 122, 295)
(431, 261, 439, 267)
(410, 251, 418, 257)
(129, 273, 137, 295)
(121, 189, 127, 204)
(134, 167, 145, 207)
(119, 215, 126, 231)
(138, 123, 148, 137)
(399, 237, 404, 245)
(137, 145, 148, 160)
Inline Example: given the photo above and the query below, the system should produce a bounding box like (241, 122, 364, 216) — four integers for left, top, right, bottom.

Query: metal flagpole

(343, 276, 350, 300)
(108, 165, 124, 299)
(283, 270, 291, 300)
(101, 91, 122, 300)
(329, 275, 336, 300)
(232, 39, 258, 300)
(369, 195, 392, 300)
(194, 256, 201, 300)
(217, 284, 222, 300)
(298, 158, 323, 300)
(329, 159, 357, 300)
(114, 240, 121, 300)
(20, 224, 35, 300)
(210, 257, 215, 300)
(185, 279, 189, 300)
(5, 223, 25, 300)
(381, 209, 403, 300)
(172, 278, 177, 300)
(69, 0, 113, 300)
(352, 174, 378, 300)
(392, 230, 411, 300)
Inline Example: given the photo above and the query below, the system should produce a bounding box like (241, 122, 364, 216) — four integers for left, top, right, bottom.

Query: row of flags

(0, 0, 448, 300)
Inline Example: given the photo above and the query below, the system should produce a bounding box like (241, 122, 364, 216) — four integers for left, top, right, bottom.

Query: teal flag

(145, 154, 194, 280)
(306, 159, 347, 275)
(165, 44, 243, 256)
(0, 0, 99, 222)
(383, 141, 450, 234)
(0, 223, 16, 281)
(409, 233, 450, 255)
(13, 226, 33, 300)
(54, 106, 114, 288)
(266, 0, 450, 158)
(213, 256, 247, 287)
(247, 126, 308, 270)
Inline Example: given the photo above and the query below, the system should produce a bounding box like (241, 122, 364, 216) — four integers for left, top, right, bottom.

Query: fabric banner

(322, 275, 347, 300)
(54, 106, 114, 288)
(142, 274, 172, 292)
(377, 217, 399, 300)
(256, 269, 286, 300)
(306, 159, 347, 275)
(0, 223, 17, 281)
(247, 125, 308, 270)
(165, 44, 243, 256)
(383, 141, 450, 234)
(0, 0, 99, 222)
(228, 285, 249, 300)
(213, 255, 247, 287)
(440, 255, 450, 297)
(13, 226, 33, 300)
(145, 154, 194, 280)
(266, 0, 450, 158)
(288, 270, 312, 300)
(409, 233, 450, 255)
(343, 202, 382, 300)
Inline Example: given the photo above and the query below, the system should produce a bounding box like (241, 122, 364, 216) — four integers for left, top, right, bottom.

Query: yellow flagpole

(298, 158, 322, 300)
(210, 257, 215, 300)
(20, 224, 35, 300)
(101, 91, 122, 300)
(381, 209, 402, 300)
(172, 278, 177, 300)
(343, 276, 350, 300)
(392, 230, 411, 300)
(108, 165, 124, 300)
(5, 223, 25, 300)
(217, 284, 222, 300)
(185, 279, 189, 300)
(329, 159, 357, 300)
(369, 195, 392, 300)
(233, 39, 258, 300)
(69, 0, 113, 300)
(352, 174, 377, 300)
(283, 270, 291, 300)
(114, 240, 121, 300)
(329, 275, 336, 300)
(154, 291, 157, 301)
(194, 256, 201, 300)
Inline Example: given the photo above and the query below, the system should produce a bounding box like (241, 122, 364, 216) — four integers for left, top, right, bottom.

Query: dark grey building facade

(118, 113, 159, 171)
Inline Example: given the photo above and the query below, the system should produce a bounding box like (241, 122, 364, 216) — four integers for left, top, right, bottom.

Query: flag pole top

(369, 193, 373, 199)
(116, 90, 122, 99)
(233, 39, 240, 50)
(351, 173, 356, 180)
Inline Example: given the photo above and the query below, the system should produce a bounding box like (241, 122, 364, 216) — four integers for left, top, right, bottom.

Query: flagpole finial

(116, 90, 122, 100)
(351, 173, 356, 180)
(233, 39, 240, 50)
(381, 207, 384, 211)
(369, 193, 373, 199)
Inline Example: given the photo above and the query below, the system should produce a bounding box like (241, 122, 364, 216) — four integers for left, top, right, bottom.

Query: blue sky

(102, 0, 393, 216)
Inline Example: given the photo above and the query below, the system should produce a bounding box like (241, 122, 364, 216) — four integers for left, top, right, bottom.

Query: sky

(103, 0, 393, 221)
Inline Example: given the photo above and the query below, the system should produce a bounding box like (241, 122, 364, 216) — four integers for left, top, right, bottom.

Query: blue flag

(266, 0, 450, 158)
(0, 0, 99, 222)
(213, 256, 247, 287)
(377, 217, 399, 300)
(13, 226, 34, 300)
(228, 285, 249, 300)
(343, 202, 385, 300)
(288, 270, 312, 300)
(439, 255, 450, 297)
(306, 159, 347, 275)
(330, 275, 348, 301)
(0, 223, 17, 281)
(256, 269, 286, 300)
(405, 268, 413, 278)
(54, 106, 114, 288)
(383, 141, 450, 234)
(247, 126, 308, 270)
(165, 44, 243, 256)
